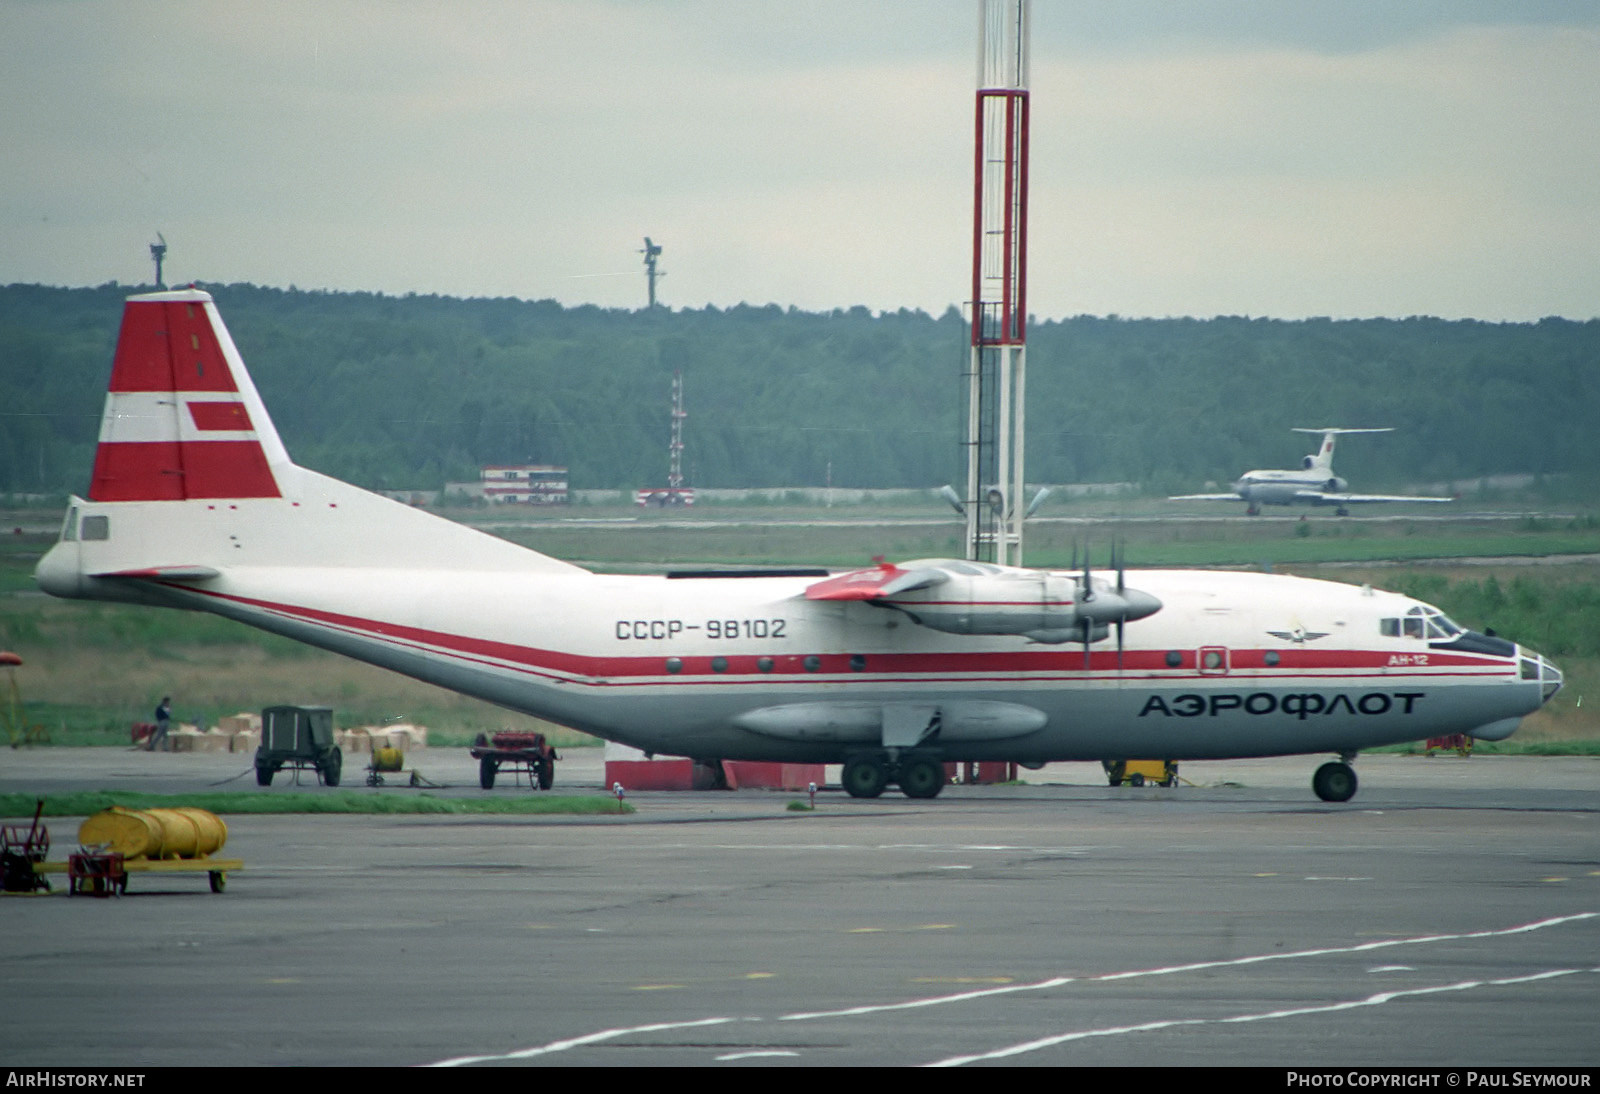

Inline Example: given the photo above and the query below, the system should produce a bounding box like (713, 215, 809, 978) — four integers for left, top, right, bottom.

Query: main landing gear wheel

(1312, 761, 1358, 803)
(898, 757, 946, 800)
(841, 757, 889, 799)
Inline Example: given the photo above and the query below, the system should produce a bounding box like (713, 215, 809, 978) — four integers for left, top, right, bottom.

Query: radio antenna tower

(640, 237, 665, 308)
(149, 233, 168, 290)
(668, 370, 686, 491)
(963, 0, 1030, 565)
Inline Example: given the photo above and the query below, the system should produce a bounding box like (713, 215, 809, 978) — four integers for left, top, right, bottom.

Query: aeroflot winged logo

(1266, 625, 1329, 644)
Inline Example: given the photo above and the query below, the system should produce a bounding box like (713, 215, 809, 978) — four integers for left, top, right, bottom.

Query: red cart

(470, 731, 558, 790)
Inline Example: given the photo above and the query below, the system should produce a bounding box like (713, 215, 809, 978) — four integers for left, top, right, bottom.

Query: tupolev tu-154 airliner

(1170, 427, 1456, 516)
(35, 290, 1562, 802)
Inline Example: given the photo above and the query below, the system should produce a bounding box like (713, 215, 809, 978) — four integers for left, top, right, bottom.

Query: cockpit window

(1386, 606, 1465, 640)
(81, 515, 109, 541)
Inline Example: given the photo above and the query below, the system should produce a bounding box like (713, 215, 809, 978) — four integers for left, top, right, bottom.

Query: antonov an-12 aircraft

(1170, 427, 1456, 516)
(36, 291, 1561, 802)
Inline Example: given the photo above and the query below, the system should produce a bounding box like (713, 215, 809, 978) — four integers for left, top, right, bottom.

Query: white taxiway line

(425, 911, 1596, 1067)
(926, 967, 1600, 1067)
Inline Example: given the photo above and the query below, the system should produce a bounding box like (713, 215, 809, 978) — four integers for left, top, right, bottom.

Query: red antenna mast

(963, 0, 1030, 564)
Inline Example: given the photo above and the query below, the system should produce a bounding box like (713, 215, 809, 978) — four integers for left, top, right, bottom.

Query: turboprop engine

(802, 556, 1162, 646)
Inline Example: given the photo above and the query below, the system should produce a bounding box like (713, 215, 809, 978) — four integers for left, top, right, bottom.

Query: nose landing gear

(1312, 756, 1358, 802)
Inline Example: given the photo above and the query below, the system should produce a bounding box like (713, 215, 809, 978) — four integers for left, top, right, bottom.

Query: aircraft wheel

(841, 757, 889, 799)
(899, 757, 945, 799)
(1312, 761, 1358, 803)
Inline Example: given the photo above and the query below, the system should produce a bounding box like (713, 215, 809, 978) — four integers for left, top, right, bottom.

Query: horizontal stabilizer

(90, 565, 222, 581)
(1305, 492, 1454, 506)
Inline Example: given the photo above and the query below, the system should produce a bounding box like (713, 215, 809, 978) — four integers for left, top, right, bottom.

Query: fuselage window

(1381, 618, 1400, 637)
(81, 515, 110, 541)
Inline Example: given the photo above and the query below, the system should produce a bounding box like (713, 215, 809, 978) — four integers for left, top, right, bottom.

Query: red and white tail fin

(37, 288, 587, 594)
(89, 289, 289, 502)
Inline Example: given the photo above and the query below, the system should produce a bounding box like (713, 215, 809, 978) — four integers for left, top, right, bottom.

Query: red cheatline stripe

(167, 584, 1513, 684)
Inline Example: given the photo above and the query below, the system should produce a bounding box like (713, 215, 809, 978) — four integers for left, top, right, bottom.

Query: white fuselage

(36, 497, 1558, 764)
(1233, 468, 1346, 507)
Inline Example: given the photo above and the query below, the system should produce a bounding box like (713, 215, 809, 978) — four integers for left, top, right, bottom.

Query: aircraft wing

(1297, 491, 1454, 506)
(804, 561, 949, 601)
(1167, 493, 1239, 502)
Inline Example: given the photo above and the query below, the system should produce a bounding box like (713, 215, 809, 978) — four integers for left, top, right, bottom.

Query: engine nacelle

(884, 570, 1160, 643)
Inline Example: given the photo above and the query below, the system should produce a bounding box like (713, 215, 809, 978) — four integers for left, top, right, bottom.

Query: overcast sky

(3, 1, 1597, 320)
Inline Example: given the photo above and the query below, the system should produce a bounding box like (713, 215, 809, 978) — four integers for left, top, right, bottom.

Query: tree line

(1, 282, 1596, 498)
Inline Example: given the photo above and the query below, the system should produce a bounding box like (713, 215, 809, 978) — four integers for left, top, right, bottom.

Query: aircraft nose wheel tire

(842, 757, 889, 799)
(1312, 761, 1358, 802)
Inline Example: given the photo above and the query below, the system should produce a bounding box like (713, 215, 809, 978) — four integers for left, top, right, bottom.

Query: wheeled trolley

(470, 731, 558, 790)
(35, 855, 243, 896)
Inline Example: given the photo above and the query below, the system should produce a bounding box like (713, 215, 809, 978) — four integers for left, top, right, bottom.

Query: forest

(2, 281, 1596, 499)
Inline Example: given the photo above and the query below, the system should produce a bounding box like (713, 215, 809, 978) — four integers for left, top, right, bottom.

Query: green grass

(0, 790, 634, 819)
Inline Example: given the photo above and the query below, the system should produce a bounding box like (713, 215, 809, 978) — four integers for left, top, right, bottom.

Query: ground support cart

(255, 705, 343, 787)
(35, 854, 244, 896)
(470, 731, 558, 790)
(1103, 759, 1179, 787)
(0, 801, 51, 893)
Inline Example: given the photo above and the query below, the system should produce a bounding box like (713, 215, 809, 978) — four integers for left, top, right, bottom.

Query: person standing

(148, 696, 172, 752)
